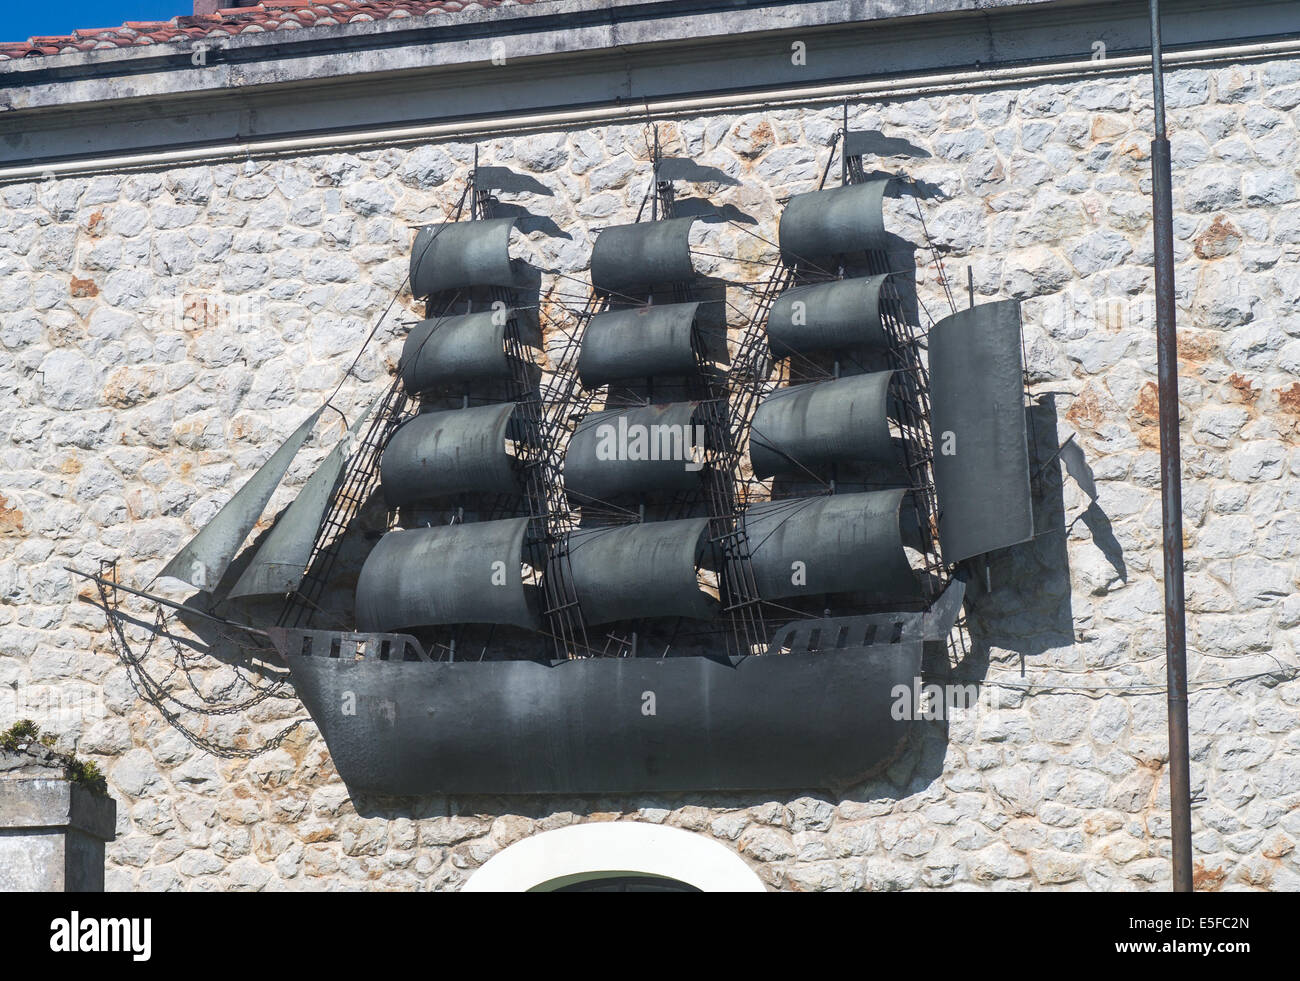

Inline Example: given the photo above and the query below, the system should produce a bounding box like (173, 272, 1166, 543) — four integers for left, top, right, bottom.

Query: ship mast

(543, 124, 768, 660)
(725, 119, 1019, 650)
(351, 151, 588, 661)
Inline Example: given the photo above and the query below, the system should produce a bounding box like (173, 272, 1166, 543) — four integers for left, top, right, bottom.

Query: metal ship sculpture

(79, 128, 1035, 795)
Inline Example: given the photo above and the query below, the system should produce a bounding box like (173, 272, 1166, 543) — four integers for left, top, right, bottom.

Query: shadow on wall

(832, 394, 1125, 810)
(964, 393, 1083, 667)
(900, 393, 1125, 788)
(946, 391, 1124, 679)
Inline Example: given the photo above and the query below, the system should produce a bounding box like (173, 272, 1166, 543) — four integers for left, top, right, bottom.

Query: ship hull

(279, 643, 922, 796)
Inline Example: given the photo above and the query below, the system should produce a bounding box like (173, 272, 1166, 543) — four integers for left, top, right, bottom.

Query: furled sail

(778, 179, 890, 269)
(565, 517, 718, 625)
(577, 302, 700, 389)
(589, 217, 697, 296)
(381, 402, 524, 507)
(564, 401, 706, 503)
(400, 308, 540, 394)
(157, 409, 324, 591)
(226, 401, 375, 601)
(929, 299, 1034, 563)
(749, 371, 896, 480)
(742, 490, 920, 603)
(767, 275, 890, 358)
(355, 517, 541, 633)
(410, 217, 519, 298)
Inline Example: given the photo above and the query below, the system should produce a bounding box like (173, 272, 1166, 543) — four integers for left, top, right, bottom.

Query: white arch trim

(463, 822, 767, 892)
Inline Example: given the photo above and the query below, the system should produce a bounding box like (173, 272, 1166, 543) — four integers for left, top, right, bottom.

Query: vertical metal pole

(471, 145, 479, 220)
(842, 101, 849, 186)
(651, 125, 659, 223)
(1148, 0, 1193, 893)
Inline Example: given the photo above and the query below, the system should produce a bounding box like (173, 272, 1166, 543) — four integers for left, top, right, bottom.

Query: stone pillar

(0, 752, 116, 892)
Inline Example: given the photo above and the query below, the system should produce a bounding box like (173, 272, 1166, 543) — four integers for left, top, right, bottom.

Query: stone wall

(1, 56, 1298, 891)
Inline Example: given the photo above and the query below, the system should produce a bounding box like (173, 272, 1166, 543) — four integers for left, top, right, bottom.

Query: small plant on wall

(0, 719, 107, 794)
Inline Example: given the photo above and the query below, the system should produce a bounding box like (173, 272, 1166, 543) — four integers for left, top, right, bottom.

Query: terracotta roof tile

(0, 0, 533, 60)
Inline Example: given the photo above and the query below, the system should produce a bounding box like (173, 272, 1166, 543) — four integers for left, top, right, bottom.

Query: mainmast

(547, 127, 766, 658)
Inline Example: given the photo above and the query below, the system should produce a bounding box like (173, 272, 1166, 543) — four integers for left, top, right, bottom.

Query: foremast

(350, 154, 588, 660)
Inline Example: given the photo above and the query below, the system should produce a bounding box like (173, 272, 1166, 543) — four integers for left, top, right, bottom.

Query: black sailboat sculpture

(77, 131, 1036, 795)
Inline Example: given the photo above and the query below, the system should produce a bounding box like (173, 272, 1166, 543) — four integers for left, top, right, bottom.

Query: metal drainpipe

(1148, 0, 1194, 894)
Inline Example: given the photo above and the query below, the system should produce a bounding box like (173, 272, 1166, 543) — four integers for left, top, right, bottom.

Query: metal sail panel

(355, 518, 541, 632)
(381, 402, 521, 508)
(767, 275, 889, 358)
(564, 402, 705, 503)
(400, 311, 513, 394)
(158, 409, 323, 591)
(742, 491, 920, 603)
(778, 180, 890, 269)
(409, 218, 518, 298)
(929, 299, 1034, 563)
(567, 518, 717, 625)
(227, 401, 376, 601)
(589, 217, 696, 296)
(577, 302, 700, 389)
(749, 372, 894, 480)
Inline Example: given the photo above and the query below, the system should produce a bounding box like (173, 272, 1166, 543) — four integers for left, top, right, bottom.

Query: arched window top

(463, 822, 767, 893)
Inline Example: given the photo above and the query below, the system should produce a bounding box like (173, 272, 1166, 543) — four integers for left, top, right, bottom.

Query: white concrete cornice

(0, 0, 1111, 112)
(1, 0, 1298, 170)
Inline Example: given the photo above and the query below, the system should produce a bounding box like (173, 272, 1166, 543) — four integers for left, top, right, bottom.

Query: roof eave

(0, 0, 1075, 113)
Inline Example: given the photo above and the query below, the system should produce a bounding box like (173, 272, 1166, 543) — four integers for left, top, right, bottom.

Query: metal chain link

(96, 580, 309, 759)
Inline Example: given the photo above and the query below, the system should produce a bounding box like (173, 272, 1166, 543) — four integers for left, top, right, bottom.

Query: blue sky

(6, 2, 189, 43)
